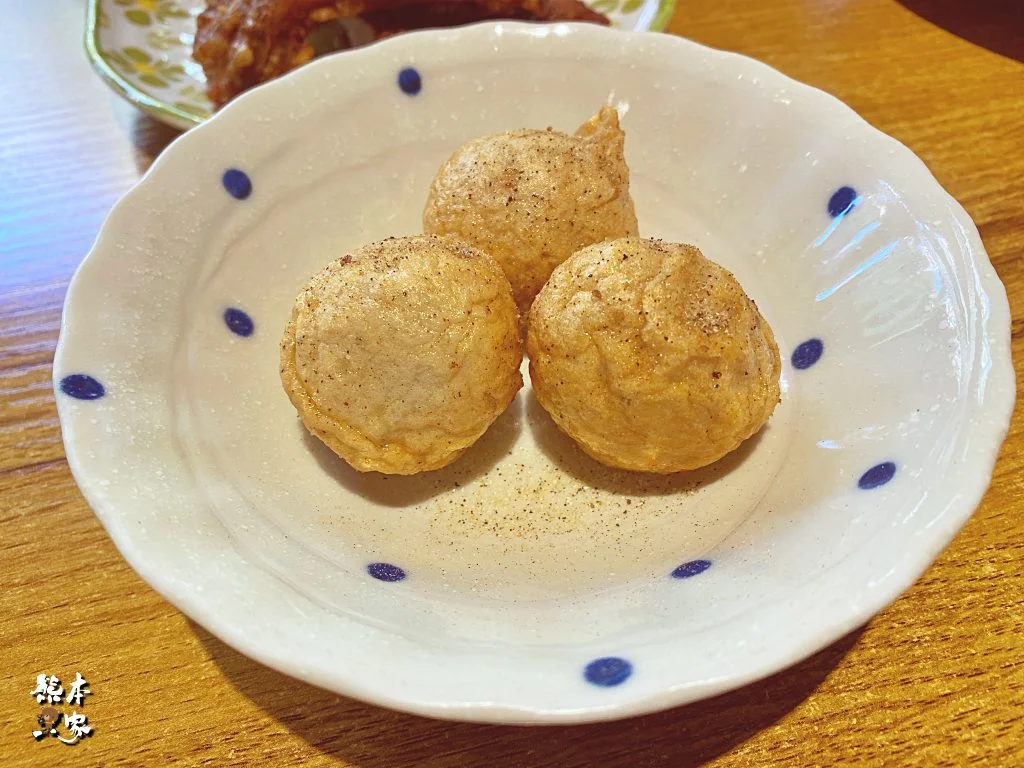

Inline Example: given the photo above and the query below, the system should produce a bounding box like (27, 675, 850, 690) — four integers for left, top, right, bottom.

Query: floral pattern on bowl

(85, 0, 678, 130)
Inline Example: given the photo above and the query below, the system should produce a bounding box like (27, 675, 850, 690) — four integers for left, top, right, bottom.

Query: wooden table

(2, 1, 1021, 765)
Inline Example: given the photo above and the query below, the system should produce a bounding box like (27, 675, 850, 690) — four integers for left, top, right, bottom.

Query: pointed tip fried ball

(527, 237, 781, 473)
(280, 235, 523, 475)
(423, 106, 639, 312)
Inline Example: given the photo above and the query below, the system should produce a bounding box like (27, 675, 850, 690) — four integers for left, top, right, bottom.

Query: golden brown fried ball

(423, 106, 639, 312)
(280, 235, 522, 474)
(527, 238, 781, 473)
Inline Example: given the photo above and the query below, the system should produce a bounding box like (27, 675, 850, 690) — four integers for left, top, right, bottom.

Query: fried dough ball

(280, 235, 522, 474)
(527, 238, 781, 473)
(423, 106, 639, 312)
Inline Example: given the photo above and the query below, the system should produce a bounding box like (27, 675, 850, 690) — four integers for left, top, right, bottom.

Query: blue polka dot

(397, 67, 421, 96)
(223, 307, 254, 337)
(222, 168, 252, 200)
(828, 186, 858, 218)
(367, 562, 406, 582)
(584, 657, 632, 687)
(791, 338, 824, 370)
(671, 559, 712, 579)
(59, 374, 105, 400)
(858, 462, 896, 490)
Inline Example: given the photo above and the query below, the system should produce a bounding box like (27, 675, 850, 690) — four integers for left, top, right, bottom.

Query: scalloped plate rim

(58, 22, 1016, 723)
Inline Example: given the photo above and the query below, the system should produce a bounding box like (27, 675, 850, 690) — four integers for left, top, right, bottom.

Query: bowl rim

(57, 20, 1016, 723)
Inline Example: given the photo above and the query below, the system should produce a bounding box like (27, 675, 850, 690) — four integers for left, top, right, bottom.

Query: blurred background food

(195, 0, 610, 108)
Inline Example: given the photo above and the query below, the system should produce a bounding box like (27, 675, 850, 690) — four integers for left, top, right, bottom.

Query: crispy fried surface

(280, 235, 523, 474)
(423, 106, 638, 313)
(527, 238, 781, 473)
(194, 0, 609, 109)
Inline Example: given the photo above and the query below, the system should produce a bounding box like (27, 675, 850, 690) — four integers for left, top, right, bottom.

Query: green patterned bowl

(85, 0, 677, 130)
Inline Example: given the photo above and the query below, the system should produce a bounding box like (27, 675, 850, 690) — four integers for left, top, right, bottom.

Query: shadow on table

(109, 106, 182, 174)
(896, 0, 1024, 63)
(193, 622, 864, 767)
(130, 114, 182, 174)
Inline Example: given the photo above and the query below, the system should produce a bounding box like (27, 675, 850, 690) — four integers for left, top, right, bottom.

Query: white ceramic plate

(85, 0, 677, 129)
(56, 22, 1014, 724)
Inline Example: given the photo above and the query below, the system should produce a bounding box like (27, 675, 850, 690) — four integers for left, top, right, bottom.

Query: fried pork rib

(194, 0, 610, 109)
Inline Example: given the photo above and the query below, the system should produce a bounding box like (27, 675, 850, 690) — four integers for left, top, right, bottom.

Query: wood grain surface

(1, 1, 1022, 765)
